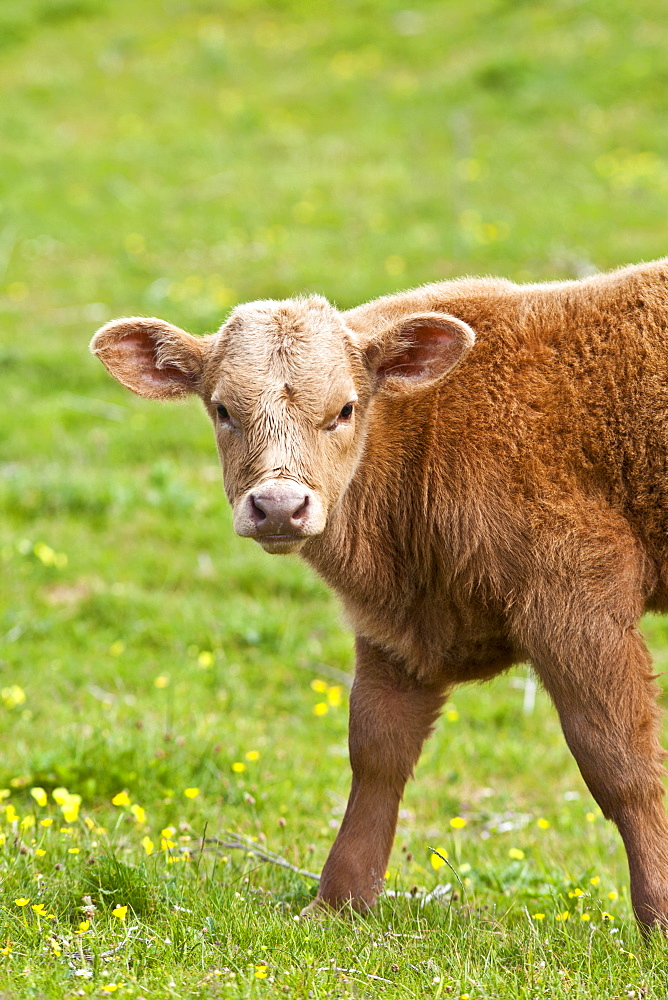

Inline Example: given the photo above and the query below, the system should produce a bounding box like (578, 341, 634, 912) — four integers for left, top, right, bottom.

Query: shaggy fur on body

(92, 258, 668, 930)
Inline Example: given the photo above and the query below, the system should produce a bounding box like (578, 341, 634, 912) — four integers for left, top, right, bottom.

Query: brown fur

(91, 259, 668, 930)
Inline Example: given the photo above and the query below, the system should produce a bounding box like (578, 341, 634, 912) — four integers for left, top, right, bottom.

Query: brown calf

(91, 258, 668, 930)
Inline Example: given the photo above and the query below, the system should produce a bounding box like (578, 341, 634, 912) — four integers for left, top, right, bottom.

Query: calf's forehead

(207, 298, 360, 408)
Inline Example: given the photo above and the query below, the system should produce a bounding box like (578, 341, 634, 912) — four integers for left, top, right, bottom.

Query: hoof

(299, 898, 333, 920)
(299, 896, 371, 919)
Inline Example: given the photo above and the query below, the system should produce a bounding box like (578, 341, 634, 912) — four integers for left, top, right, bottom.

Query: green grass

(2, 0, 668, 995)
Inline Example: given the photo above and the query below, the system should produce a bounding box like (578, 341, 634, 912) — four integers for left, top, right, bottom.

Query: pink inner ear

(114, 333, 185, 386)
(377, 324, 457, 380)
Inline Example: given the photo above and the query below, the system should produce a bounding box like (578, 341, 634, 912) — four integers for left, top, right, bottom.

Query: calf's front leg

(310, 636, 447, 911)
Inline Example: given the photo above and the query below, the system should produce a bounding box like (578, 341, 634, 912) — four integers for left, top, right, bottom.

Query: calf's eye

(216, 404, 229, 420)
(339, 402, 354, 420)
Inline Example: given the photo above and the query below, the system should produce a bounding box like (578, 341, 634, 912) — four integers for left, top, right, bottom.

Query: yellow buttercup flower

(142, 836, 154, 855)
(60, 794, 81, 823)
(2, 685, 26, 708)
(537, 818, 550, 829)
(111, 791, 131, 807)
(508, 848, 525, 860)
(14, 898, 30, 907)
(430, 848, 448, 869)
(327, 686, 342, 707)
(183, 787, 199, 799)
(450, 817, 467, 829)
(245, 750, 260, 761)
(30, 787, 47, 808)
(111, 905, 128, 921)
(130, 804, 146, 823)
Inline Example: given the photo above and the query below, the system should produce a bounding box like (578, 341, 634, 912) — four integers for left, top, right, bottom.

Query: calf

(91, 258, 668, 930)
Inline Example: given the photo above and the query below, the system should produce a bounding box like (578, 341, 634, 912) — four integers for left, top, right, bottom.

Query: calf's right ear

(90, 317, 208, 400)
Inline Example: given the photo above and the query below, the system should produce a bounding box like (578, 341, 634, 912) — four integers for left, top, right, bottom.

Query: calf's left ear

(90, 317, 209, 400)
(368, 312, 475, 390)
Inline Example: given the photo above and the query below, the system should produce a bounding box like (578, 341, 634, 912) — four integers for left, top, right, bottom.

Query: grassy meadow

(2, 0, 668, 995)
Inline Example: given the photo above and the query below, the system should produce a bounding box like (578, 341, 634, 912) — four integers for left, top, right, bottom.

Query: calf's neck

(91, 258, 668, 930)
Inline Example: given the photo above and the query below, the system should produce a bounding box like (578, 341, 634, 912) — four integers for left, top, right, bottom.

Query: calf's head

(90, 296, 475, 553)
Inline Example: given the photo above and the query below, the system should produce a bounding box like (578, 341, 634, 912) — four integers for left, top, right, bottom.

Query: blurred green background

(1, 0, 668, 994)
(2, 0, 667, 328)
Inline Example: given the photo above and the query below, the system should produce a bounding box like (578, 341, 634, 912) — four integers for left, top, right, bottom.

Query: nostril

(291, 495, 309, 522)
(245, 485, 312, 534)
(250, 495, 267, 522)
